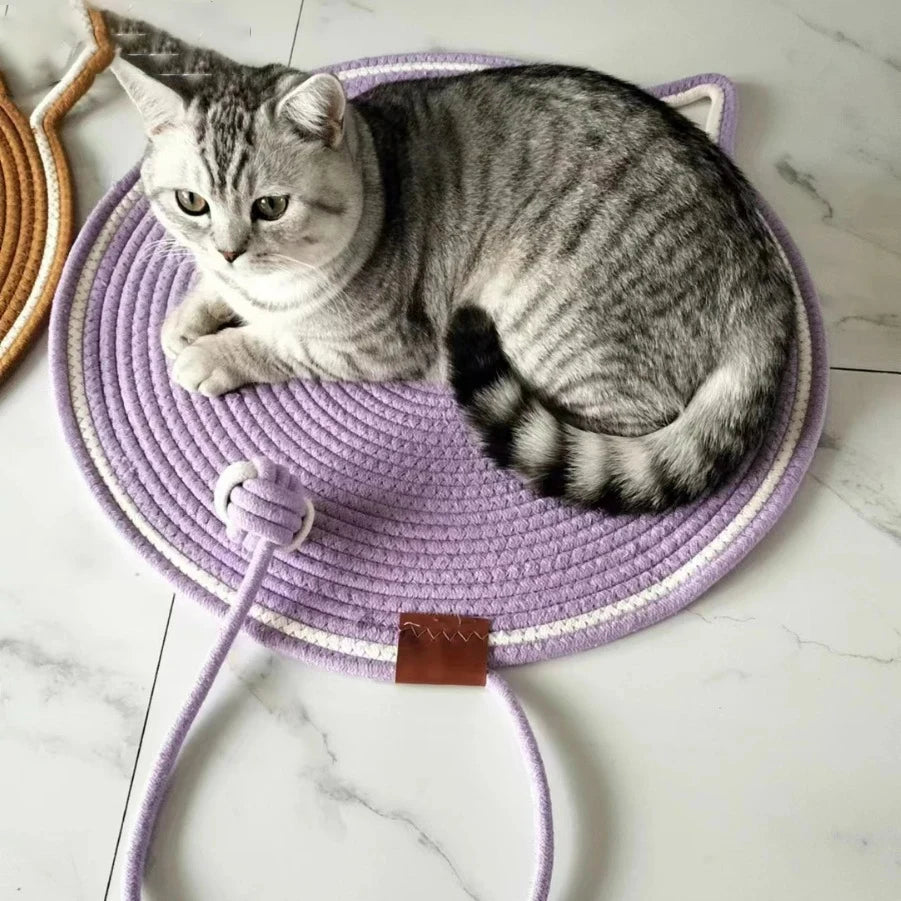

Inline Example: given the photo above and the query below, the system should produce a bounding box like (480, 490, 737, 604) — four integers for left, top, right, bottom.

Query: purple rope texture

(123, 457, 554, 900)
(123, 459, 310, 900)
(49, 57, 829, 679)
(487, 672, 555, 901)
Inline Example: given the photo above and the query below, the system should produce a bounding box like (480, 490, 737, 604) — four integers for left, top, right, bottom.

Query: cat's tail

(446, 306, 786, 514)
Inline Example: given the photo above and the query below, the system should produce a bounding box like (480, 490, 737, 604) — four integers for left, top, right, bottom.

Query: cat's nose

(219, 249, 245, 264)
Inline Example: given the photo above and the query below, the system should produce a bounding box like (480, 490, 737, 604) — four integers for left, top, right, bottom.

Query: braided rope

(0, 2, 114, 386)
(487, 672, 555, 900)
(123, 460, 554, 901)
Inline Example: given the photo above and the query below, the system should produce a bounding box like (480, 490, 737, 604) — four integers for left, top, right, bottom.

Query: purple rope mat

(50, 54, 827, 900)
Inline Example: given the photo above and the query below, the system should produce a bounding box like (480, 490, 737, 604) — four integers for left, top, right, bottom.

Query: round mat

(51, 55, 827, 680)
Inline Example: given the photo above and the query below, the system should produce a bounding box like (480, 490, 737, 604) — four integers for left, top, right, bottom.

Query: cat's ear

(277, 73, 346, 149)
(111, 56, 185, 137)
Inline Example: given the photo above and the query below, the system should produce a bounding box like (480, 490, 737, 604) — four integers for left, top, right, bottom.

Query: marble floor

(1, 1, 899, 899)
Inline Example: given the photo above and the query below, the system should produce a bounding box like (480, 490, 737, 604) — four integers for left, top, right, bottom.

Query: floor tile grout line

(288, 0, 307, 66)
(103, 593, 176, 901)
(830, 365, 901, 376)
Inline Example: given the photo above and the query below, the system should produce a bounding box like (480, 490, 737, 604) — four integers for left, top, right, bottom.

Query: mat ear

(112, 55, 185, 136)
(660, 80, 730, 147)
(277, 73, 346, 148)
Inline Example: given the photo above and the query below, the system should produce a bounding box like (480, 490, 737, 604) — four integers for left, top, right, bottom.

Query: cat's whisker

(257, 252, 326, 276)
(140, 239, 192, 258)
(139, 244, 193, 256)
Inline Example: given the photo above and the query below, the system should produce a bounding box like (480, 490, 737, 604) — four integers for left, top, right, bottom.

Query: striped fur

(447, 307, 783, 512)
(105, 11, 795, 513)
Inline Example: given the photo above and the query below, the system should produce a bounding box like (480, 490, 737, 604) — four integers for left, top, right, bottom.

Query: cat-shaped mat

(52, 55, 827, 678)
(0, 7, 113, 388)
(51, 54, 827, 901)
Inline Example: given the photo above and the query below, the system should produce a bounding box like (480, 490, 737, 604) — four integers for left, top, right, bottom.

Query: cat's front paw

(171, 337, 245, 397)
(161, 294, 233, 360)
(161, 306, 204, 360)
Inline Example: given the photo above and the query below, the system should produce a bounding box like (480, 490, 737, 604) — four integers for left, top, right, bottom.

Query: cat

(104, 11, 794, 514)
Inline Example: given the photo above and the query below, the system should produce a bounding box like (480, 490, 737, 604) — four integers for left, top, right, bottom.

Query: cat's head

(109, 26, 362, 288)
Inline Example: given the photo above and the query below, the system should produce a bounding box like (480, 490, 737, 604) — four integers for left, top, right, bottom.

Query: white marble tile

(107, 604, 539, 901)
(0, 2, 303, 898)
(106, 368, 901, 901)
(811, 371, 901, 541)
(292, 0, 901, 373)
(0, 349, 173, 900)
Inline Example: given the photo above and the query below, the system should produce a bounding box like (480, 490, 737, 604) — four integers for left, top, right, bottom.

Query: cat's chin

(225, 266, 308, 308)
(232, 255, 312, 278)
(240, 259, 283, 276)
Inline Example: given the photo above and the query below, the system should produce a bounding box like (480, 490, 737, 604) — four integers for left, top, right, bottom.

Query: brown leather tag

(395, 613, 491, 686)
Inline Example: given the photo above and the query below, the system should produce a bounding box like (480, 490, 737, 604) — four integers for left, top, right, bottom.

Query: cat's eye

(175, 190, 209, 216)
(252, 195, 289, 221)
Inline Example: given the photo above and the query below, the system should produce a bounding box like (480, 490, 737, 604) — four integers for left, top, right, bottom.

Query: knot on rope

(214, 459, 314, 551)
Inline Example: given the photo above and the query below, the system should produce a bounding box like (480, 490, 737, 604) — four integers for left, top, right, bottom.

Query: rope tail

(122, 458, 555, 901)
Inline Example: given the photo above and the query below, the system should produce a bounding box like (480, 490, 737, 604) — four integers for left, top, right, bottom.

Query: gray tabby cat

(105, 11, 794, 513)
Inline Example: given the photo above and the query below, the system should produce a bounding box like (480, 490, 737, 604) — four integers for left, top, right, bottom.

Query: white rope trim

(336, 61, 487, 81)
(0, 1, 99, 356)
(661, 83, 726, 142)
(337, 63, 726, 142)
(63, 67, 812, 662)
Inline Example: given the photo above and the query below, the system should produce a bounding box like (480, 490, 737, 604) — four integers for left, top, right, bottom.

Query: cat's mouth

(211, 252, 274, 273)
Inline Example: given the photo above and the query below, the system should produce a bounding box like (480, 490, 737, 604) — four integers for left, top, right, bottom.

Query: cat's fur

(105, 11, 795, 513)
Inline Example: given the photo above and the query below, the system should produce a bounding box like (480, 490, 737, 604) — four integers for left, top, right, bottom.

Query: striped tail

(446, 306, 783, 514)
